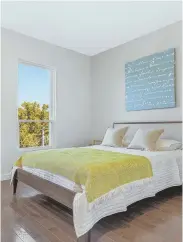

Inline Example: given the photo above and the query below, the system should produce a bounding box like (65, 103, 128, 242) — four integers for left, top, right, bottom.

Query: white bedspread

(11, 146, 182, 238)
(73, 146, 182, 237)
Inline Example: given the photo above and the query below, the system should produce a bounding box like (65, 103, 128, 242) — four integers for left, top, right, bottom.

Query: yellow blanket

(15, 148, 153, 202)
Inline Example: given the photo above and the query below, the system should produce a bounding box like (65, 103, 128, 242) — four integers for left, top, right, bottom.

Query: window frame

(17, 60, 56, 151)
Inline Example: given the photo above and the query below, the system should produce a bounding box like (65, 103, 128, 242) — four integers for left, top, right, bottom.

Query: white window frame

(17, 60, 56, 151)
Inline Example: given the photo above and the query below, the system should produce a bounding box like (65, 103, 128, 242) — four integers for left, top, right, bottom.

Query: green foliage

(18, 102, 49, 148)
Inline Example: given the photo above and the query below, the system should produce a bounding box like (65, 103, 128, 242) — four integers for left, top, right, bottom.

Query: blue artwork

(125, 48, 176, 111)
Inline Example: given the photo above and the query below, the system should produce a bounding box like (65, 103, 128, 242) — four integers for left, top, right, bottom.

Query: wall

(1, 28, 91, 179)
(91, 21, 182, 140)
(1, 21, 182, 178)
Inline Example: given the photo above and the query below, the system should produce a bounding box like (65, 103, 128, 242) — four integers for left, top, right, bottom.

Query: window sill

(18, 146, 53, 152)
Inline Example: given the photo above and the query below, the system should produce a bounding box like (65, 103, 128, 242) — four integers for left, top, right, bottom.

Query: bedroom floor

(1, 181, 182, 242)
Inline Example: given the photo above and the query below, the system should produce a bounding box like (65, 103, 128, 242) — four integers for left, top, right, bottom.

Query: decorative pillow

(128, 128, 164, 151)
(101, 127, 128, 147)
(122, 135, 133, 147)
(156, 139, 182, 151)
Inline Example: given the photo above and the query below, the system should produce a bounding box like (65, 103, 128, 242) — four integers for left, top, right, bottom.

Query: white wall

(1, 28, 91, 178)
(91, 21, 182, 140)
(1, 21, 182, 179)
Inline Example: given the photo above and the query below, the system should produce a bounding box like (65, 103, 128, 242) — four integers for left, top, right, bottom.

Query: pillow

(128, 128, 164, 151)
(122, 135, 132, 147)
(156, 139, 182, 151)
(101, 127, 128, 147)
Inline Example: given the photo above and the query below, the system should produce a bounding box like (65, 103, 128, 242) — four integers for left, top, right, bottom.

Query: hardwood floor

(1, 180, 182, 242)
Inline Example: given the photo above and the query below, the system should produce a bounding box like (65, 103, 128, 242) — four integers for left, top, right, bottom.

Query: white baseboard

(1, 173, 11, 181)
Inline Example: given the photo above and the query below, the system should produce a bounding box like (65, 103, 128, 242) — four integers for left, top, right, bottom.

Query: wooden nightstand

(89, 140, 102, 146)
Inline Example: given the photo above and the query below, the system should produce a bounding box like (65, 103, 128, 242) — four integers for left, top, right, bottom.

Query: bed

(12, 121, 182, 242)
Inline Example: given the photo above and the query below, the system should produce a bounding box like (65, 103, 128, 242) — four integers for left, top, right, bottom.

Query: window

(18, 62, 55, 149)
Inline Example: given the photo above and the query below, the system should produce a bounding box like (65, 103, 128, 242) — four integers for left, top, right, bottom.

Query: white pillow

(101, 127, 128, 147)
(128, 128, 164, 151)
(156, 139, 182, 151)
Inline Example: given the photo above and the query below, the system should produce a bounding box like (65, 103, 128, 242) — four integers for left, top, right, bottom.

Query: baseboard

(1, 173, 11, 181)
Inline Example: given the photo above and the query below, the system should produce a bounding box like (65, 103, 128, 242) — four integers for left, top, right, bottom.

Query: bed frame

(13, 121, 182, 242)
(13, 169, 90, 242)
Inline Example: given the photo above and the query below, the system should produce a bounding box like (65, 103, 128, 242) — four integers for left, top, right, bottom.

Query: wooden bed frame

(13, 121, 182, 242)
(13, 169, 90, 242)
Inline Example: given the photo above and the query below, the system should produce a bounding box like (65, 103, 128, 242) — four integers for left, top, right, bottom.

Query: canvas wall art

(125, 48, 176, 111)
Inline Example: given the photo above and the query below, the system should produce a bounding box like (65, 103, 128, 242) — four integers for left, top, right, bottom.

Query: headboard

(113, 121, 182, 142)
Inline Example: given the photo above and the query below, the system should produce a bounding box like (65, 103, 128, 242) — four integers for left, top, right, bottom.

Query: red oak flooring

(1, 180, 182, 242)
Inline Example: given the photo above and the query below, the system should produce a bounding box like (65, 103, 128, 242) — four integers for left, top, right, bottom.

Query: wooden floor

(1, 181, 182, 242)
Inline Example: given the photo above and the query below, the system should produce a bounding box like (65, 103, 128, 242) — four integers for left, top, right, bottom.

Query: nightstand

(89, 140, 102, 146)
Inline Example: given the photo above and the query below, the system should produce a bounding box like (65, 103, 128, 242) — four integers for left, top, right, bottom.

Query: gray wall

(91, 21, 182, 140)
(1, 28, 91, 178)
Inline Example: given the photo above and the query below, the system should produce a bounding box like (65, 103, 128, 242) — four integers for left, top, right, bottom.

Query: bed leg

(77, 231, 91, 242)
(13, 171, 18, 195)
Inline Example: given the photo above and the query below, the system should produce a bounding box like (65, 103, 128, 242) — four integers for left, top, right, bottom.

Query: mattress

(23, 145, 182, 192)
(13, 145, 182, 238)
(23, 166, 84, 192)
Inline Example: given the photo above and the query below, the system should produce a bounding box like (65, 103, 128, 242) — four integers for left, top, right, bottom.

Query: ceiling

(1, 1, 182, 56)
